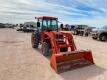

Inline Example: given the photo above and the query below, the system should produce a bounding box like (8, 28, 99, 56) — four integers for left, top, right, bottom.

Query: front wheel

(99, 34, 107, 41)
(92, 37, 97, 40)
(31, 34, 39, 48)
(42, 42, 52, 56)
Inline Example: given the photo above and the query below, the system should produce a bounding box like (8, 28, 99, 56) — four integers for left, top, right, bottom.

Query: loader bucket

(50, 50, 94, 73)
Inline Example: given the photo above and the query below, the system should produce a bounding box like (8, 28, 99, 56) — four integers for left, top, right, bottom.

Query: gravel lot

(0, 28, 107, 80)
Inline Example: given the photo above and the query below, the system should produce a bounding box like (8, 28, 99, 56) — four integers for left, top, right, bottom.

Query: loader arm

(41, 32, 77, 54)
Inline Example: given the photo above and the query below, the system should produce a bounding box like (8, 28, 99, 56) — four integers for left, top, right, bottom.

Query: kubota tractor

(31, 16, 94, 73)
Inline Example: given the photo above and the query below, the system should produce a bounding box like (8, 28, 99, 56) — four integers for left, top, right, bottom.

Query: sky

(0, 0, 107, 27)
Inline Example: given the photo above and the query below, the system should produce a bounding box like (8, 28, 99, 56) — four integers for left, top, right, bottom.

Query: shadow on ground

(34, 47, 52, 59)
(60, 65, 106, 80)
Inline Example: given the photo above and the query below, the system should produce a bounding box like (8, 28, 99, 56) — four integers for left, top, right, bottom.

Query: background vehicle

(4, 23, 14, 28)
(73, 25, 92, 36)
(23, 22, 36, 32)
(16, 24, 23, 31)
(92, 26, 107, 41)
(0, 23, 5, 28)
(31, 16, 94, 73)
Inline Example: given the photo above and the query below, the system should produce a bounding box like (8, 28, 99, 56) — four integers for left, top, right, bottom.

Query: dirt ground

(0, 28, 107, 80)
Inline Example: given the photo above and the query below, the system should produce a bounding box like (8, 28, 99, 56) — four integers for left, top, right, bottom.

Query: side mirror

(37, 22, 40, 27)
(60, 24, 64, 29)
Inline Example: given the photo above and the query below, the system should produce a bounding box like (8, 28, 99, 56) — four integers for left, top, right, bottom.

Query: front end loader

(31, 16, 94, 73)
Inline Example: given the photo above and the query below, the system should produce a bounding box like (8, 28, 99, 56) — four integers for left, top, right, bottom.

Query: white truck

(23, 22, 37, 32)
(91, 26, 107, 41)
(16, 24, 23, 31)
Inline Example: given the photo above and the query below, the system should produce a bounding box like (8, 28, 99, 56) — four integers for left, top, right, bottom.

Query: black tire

(74, 30, 78, 35)
(42, 42, 52, 56)
(16, 29, 20, 31)
(92, 37, 97, 40)
(80, 31, 84, 36)
(85, 32, 89, 36)
(31, 34, 39, 48)
(99, 34, 107, 41)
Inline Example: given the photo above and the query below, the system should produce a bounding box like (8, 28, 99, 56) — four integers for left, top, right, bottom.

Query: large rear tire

(31, 34, 39, 48)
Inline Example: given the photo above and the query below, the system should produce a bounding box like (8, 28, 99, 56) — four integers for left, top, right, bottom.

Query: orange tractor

(31, 16, 94, 73)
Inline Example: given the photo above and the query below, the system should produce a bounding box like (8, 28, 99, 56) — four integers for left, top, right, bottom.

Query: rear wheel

(42, 42, 52, 56)
(99, 34, 107, 41)
(31, 34, 39, 48)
